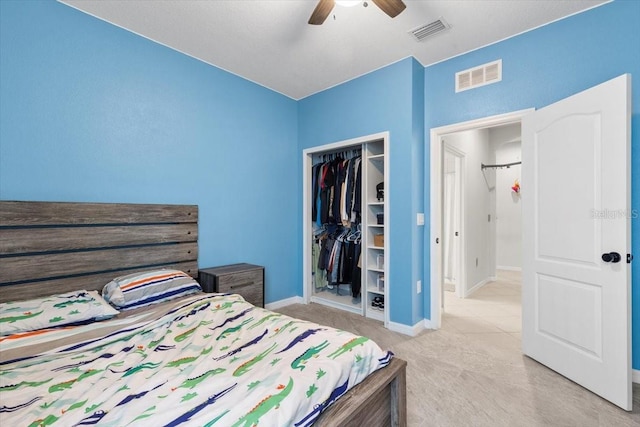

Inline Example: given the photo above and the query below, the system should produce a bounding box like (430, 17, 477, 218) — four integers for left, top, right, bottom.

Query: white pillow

(0, 290, 119, 336)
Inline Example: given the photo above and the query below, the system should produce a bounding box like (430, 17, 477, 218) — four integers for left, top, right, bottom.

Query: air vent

(455, 60, 502, 93)
(409, 18, 450, 42)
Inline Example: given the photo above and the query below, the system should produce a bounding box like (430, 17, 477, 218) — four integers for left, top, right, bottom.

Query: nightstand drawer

(198, 263, 264, 307)
(217, 270, 263, 305)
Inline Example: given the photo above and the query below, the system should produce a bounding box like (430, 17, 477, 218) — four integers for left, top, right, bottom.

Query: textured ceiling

(60, 0, 608, 100)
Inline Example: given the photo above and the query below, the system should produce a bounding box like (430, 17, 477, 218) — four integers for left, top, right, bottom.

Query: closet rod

(481, 161, 521, 170)
(320, 148, 362, 162)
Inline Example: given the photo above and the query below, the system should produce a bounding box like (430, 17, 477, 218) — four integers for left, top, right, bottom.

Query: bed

(0, 201, 407, 426)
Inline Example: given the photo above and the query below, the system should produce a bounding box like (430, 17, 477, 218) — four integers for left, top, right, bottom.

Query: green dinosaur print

(166, 356, 198, 368)
(220, 346, 230, 351)
(233, 342, 278, 377)
(204, 410, 230, 427)
(355, 354, 363, 363)
(231, 377, 294, 427)
(178, 368, 226, 390)
(132, 405, 156, 422)
(28, 414, 58, 427)
(64, 399, 87, 413)
(177, 322, 187, 328)
(40, 401, 54, 410)
(181, 392, 198, 402)
(85, 403, 101, 413)
(269, 358, 281, 366)
(134, 348, 148, 359)
(213, 301, 241, 311)
(0, 310, 43, 324)
(247, 381, 261, 390)
(49, 316, 64, 323)
(175, 326, 197, 343)
(49, 379, 75, 393)
(306, 384, 318, 398)
(176, 320, 217, 342)
(166, 346, 212, 367)
(247, 313, 281, 330)
(53, 299, 90, 308)
(202, 333, 212, 339)
(269, 320, 295, 337)
(149, 336, 165, 349)
(215, 318, 253, 341)
(1, 378, 52, 392)
(291, 341, 330, 371)
(328, 336, 369, 359)
(122, 362, 161, 377)
(77, 369, 101, 382)
(316, 368, 326, 379)
(69, 309, 80, 315)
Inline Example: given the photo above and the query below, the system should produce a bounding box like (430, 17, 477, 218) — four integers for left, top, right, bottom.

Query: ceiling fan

(308, 0, 407, 25)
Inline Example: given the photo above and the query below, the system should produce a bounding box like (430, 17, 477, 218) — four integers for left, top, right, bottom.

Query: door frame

(429, 109, 534, 328)
(442, 143, 465, 299)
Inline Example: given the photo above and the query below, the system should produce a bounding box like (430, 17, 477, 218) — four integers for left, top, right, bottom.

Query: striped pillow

(102, 269, 201, 310)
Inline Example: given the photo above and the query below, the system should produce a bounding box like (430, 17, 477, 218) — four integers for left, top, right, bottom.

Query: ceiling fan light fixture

(336, 0, 362, 7)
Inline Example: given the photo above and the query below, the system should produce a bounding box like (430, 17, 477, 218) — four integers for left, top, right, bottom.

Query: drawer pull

(229, 282, 255, 290)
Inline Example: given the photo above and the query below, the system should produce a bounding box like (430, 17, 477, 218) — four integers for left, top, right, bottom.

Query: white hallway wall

(490, 124, 522, 270)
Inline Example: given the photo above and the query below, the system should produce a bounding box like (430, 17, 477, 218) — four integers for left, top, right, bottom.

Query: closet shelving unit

(364, 141, 387, 322)
(302, 132, 389, 328)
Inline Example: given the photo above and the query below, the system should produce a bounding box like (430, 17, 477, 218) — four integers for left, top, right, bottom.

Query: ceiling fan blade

(308, 0, 335, 25)
(371, 0, 406, 18)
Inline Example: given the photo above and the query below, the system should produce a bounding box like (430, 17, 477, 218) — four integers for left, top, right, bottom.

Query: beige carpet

(276, 271, 640, 426)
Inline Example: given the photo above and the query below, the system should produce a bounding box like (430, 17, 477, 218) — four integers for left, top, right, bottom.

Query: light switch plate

(417, 213, 425, 226)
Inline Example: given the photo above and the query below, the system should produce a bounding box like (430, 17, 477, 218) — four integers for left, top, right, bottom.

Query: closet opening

(303, 132, 389, 327)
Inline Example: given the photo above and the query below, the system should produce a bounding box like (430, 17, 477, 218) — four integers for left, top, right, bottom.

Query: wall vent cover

(455, 60, 502, 93)
(408, 18, 450, 42)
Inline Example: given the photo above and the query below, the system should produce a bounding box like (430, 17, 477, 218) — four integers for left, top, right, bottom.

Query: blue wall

(423, 0, 640, 368)
(0, 0, 299, 304)
(298, 58, 425, 326)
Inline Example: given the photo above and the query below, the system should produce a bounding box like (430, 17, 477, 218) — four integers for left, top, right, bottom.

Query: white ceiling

(60, 0, 608, 100)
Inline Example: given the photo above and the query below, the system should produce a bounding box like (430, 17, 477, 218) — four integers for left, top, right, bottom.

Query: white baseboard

(423, 318, 437, 329)
(465, 277, 491, 298)
(265, 296, 304, 311)
(633, 369, 640, 384)
(388, 319, 427, 336)
(497, 265, 522, 272)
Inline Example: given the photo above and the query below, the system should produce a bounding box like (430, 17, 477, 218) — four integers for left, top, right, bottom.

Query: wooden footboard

(315, 357, 407, 427)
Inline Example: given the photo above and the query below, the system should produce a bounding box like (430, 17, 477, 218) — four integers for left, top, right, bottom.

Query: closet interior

(303, 132, 389, 326)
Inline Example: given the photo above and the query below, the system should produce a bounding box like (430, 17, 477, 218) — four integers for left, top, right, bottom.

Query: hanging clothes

(311, 151, 362, 298)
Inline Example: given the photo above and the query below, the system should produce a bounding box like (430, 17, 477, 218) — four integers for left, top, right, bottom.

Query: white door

(443, 148, 461, 288)
(522, 74, 632, 410)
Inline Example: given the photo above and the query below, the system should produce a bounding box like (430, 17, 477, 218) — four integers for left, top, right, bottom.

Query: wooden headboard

(0, 201, 198, 303)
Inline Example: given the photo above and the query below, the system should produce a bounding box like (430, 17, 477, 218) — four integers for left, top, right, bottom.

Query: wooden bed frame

(0, 200, 407, 426)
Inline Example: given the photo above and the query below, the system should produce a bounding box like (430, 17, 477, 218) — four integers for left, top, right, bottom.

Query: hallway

(442, 270, 522, 354)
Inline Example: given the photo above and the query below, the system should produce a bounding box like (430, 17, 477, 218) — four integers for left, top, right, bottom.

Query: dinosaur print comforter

(0, 293, 393, 426)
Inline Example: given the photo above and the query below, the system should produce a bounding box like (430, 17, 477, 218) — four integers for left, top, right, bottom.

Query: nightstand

(198, 263, 264, 308)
